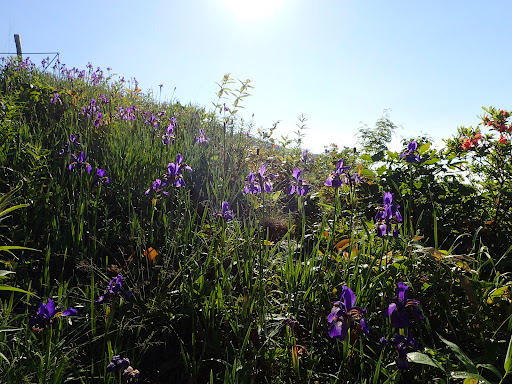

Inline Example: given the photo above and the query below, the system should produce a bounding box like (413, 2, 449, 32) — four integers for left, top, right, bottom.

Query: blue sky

(2, 0, 512, 153)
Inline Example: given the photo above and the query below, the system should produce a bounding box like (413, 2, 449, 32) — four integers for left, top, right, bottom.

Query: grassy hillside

(1, 56, 511, 383)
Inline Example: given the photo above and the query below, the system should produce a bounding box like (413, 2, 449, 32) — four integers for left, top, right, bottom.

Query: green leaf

(438, 333, 477, 373)
(0, 285, 38, 297)
(386, 151, 398, 159)
(450, 371, 491, 384)
(407, 352, 444, 371)
(487, 285, 511, 304)
(360, 154, 372, 161)
(418, 142, 431, 154)
(0, 351, 9, 364)
(0, 203, 29, 219)
(361, 169, 376, 177)
(505, 332, 512, 373)
(476, 364, 502, 380)
(424, 157, 441, 165)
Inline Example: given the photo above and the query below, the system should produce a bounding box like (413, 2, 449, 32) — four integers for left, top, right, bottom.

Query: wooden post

(14, 34, 22, 59)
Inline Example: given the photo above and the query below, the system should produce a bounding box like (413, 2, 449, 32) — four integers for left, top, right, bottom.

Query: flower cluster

(380, 282, 423, 370)
(300, 149, 314, 165)
(460, 132, 482, 150)
(117, 106, 138, 121)
(243, 164, 275, 194)
(324, 158, 363, 188)
(195, 128, 210, 143)
(162, 118, 176, 145)
(289, 167, 309, 196)
(375, 192, 402, 237)
(213, 201, 233, 222)
(327, 282, 423, 370)
(29, 298, 77, 331)
(107, 355, 140, 379)
(482, 110, 512, 133)
(143, 112, 159, 128)
(146, 154, 192, 196)
(324, 159, 351, 188)
(166, 154, 192, 187)
(399, 141, 421, 163)
(95, 274, 132, 304)
(327, 285, 369, 341)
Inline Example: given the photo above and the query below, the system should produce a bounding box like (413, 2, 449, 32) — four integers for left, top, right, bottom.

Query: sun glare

(220, 0, 287, 20)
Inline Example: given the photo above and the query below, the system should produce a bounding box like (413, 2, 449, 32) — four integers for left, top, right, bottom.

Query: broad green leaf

(360, 154, 372, 161)
(418, 142, 431, 154)
(424, 157, 441, 165)
(439, 333, 477, 373)
(376, 165, 387, 176)
(477, 364, 502, 380)
(407, 352, 444, 371)
(450, 371, 490, 384)
(386, 151, 398, 159)
(487, 285, 511, 304)
(361, 169, 376, 177)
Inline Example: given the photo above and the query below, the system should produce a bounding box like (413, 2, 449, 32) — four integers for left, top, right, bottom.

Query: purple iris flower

(69, 151, 92, 173)
(289, 167, 309, 196)
(300, 150, 314, 165)
(399, 141, 421, 163)
(29, 298, 77, 331)
(243, 164, 276, 194)
(195, 128, 210, 143)
(327, 285, 369, 340)
(375, 192, 402, 237)
(243, 172, 261, 194)
(385, 282, 423, 329)
(325, 158, 351, 188)
(95, 168, 110, 184)
(69, 134, 81, 146)
(95, 274, 132, 304)
(213, 201, 234, 222)
(162, 123, 176, 145)
(165, 154, 192, 187)
(107, 356, 140, 378)
(145, 178, 169, 196)
(50, 92, 62, 104)
(59, 134, 81, 156)
(380, 334, 418, 370)
(106, 355, 131, 373)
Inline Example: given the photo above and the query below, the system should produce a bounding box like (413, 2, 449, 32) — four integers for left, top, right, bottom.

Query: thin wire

(0, 52, 60, 55)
